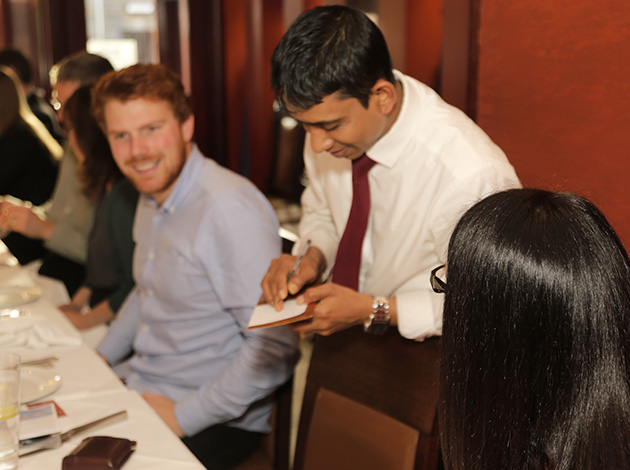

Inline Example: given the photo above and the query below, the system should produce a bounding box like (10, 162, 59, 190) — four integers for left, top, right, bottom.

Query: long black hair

(439, 188, 630, 470)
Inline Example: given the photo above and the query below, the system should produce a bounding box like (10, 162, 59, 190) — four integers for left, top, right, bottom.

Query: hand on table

(142, 393, 184, 438)
(0, 201, 55, 240)
(59, 298, 115, 331)
(288, 282, 374, 336)
(261, 245, 326, 311)
(60, 307, 98, 331)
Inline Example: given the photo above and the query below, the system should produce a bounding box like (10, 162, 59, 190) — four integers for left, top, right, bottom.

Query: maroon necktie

(332, 154, 376, 290)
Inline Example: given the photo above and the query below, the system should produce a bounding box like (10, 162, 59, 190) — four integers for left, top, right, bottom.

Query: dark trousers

(182, 424, 264, 470)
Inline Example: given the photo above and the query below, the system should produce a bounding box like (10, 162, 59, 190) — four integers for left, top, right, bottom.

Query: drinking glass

(0, 354, 20, 470)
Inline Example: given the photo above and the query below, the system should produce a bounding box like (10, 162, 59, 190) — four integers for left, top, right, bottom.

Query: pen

(287, 240, 311, 282)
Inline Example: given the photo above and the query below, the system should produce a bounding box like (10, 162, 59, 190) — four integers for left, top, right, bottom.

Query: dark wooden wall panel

(0, 1, 13, 46)
(222, 0, 284, 191)
(247, 0, 284, 190)
(46, 0, 86, 64)
(187, 0, 226, 166)
(223, 0, 249, 172)
(157, 0, 182, 75)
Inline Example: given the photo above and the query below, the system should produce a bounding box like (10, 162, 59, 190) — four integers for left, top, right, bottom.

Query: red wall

(474, 0, 630, 245)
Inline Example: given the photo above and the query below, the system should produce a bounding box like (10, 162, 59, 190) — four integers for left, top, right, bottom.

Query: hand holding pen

(261, 239, 326, 311)
(286, 240, 311, 282)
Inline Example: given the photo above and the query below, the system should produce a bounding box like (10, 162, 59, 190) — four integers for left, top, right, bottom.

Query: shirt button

(147, 289, 154, 296)
(148, 252, 155, 260)
(64, 206, 72, 214)
(143, 325, 149, 332)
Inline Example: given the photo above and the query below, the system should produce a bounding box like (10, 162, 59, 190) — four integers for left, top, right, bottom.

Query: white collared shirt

(296, 71, 521, 340)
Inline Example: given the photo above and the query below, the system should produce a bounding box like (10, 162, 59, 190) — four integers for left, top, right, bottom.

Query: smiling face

(286, 79, 400, 161)
(104, 97, 194, 205)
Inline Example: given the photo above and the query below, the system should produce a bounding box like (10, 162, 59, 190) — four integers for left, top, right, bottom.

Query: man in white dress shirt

(261, 5, 520, 340)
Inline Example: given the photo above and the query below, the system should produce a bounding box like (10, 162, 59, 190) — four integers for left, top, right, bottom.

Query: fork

(21, 355, 59, 368)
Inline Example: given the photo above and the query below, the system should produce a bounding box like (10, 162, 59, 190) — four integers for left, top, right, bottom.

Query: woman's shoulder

(110, 178, 140, 204)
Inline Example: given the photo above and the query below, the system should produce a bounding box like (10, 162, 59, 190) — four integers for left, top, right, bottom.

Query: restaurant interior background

(0, 0, 628, 245)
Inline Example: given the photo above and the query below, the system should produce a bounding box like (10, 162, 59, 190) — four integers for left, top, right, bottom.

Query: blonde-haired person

(0, 65, 61, 265)
(0, 52, 113, 294)
(0, 65, 61, 204)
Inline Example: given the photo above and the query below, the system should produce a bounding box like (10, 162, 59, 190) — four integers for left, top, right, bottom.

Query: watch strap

(364, 296, 390, 334)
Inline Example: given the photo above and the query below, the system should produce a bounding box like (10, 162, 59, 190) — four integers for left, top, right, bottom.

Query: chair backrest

(234, 376, 293, 470)
(293, 327, 441, 470)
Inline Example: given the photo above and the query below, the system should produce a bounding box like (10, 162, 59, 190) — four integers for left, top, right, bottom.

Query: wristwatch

(364, 296, 390, 334)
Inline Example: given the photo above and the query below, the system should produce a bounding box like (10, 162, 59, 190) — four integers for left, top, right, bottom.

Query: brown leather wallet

(62, 436, 137, 470)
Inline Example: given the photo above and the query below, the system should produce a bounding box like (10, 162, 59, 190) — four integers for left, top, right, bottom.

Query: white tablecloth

(0, 247, 204, 469)
(19, 390, 203, 470)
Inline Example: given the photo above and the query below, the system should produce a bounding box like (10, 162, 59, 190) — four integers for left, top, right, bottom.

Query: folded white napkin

(0, 317, 82, 349)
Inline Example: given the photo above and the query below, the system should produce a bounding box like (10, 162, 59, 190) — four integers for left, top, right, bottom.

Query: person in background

(0, 52, 113, 296)
(0, 65, 60, 206)
(0, 65, 61, 266)
(261, 5, 520, 340)
(58, 85, 138, 331)
(92, 64, 299, 469)
(0, 47, 63, 143)
(437, 188, 630, 470)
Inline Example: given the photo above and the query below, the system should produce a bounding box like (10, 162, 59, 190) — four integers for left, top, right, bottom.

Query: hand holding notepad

(247, 299, 314, 330)
(250, 240, 316, 330)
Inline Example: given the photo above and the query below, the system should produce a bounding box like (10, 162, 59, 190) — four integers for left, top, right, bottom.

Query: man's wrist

(305, 245, 327, 279)
(364, 296, 391, 334)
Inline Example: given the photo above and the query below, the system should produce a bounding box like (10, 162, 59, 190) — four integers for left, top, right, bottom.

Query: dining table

(0, 242, 205, 469)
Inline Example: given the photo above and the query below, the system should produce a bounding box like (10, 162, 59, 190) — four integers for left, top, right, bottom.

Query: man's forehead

(285, 93, 356, 124)
(104, 96, 172, 115)
(285, 92, 351, 112)
(104, 98, 170, 127)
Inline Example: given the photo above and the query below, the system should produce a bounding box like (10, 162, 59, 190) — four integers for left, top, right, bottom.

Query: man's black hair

(271, 5, 395, 110)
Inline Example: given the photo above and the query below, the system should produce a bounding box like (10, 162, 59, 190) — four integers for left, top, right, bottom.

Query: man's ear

(182, 114, 195, 142)
(371, 79, 398, 115)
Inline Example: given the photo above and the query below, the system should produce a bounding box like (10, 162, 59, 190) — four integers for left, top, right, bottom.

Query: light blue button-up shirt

(98, 145, 299, 436)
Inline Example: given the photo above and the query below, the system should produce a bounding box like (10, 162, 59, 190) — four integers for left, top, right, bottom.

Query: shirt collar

(365, 70, 412, 169)
(140, 143, 203, 214)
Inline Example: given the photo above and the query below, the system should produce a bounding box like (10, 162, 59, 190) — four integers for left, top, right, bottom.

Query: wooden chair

(234, 376, 294, 470)
(292, 327, 441, 470)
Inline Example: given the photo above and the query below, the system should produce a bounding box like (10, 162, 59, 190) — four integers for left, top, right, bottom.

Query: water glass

(0, 354, 20, 470)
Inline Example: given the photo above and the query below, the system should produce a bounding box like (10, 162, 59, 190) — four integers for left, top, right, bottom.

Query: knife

(19, 410, 128, 456)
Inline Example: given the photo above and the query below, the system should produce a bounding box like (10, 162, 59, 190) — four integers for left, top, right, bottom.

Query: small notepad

(247, 299, 314, 330)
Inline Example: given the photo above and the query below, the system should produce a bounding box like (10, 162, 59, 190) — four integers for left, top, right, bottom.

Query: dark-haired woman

(438, 188, 630, 470)
(59, 85, 138, 330)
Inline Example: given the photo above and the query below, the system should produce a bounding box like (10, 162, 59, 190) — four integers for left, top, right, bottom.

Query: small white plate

(20, 368, 62, 404)
(0, 286, 42, 309)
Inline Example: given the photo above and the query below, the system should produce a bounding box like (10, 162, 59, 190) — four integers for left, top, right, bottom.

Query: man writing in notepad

(261, 5, 520, 340)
